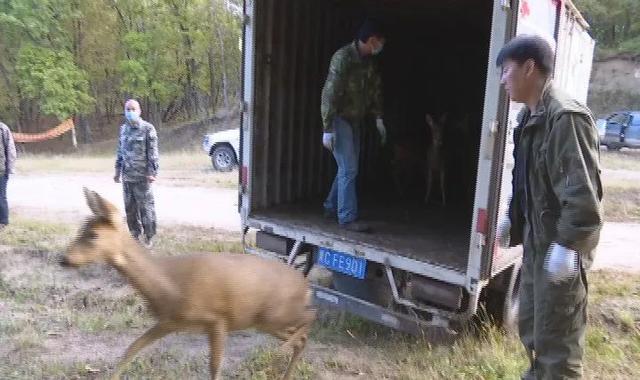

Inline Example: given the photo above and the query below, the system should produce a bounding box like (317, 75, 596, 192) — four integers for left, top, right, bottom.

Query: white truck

(237, 0, 595, 334)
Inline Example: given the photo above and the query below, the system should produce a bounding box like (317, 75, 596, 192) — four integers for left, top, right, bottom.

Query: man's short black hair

(357, 18, 385, 42)
(496, 35, 554, 76)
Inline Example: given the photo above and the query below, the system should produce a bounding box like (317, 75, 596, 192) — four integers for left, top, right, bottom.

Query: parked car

(202, 128, 240, 171)
(601, 111, 640, 150)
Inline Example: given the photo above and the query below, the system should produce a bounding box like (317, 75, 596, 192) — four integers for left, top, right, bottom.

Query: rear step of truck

(311, 284, 456, 336)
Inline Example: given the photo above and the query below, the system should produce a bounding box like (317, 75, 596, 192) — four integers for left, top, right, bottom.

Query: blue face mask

(125, 110, 139, 123)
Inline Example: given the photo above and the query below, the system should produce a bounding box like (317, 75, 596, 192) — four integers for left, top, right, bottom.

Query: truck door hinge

(490, 120, 499, 134)
(476, 232, 486, 249)
(501, 0, 512, 10)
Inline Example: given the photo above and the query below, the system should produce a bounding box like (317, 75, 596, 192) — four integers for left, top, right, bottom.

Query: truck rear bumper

(311, 284, 450, 336)
(245, 245, 460, 336)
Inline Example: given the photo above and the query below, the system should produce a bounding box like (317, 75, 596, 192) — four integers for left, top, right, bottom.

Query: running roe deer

(425, 113, 447, 205)
(60, 188, 315, 380)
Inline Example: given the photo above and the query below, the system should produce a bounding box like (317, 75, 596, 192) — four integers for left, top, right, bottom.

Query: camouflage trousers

(519, 243, 588, 380)
(122, 181, 157, 240)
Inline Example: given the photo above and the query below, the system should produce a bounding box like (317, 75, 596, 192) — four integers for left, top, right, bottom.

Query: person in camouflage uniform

(0, 121, 17, 229)
(497, 36, 603, 379)
(114, 99, 159, 248)
(320, 18, 386, 233)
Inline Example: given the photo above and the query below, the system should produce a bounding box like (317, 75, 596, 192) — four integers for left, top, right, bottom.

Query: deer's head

(61, 188, 125, 267)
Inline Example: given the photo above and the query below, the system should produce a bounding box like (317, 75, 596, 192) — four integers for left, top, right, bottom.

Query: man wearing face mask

(114, 99, 159, 248)
(321, 18, 386, 233)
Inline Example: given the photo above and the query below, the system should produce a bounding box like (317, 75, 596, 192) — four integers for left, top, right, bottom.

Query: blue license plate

(317, 248, 367, 280)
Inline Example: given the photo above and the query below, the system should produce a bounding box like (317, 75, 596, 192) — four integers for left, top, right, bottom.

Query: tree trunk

(71, 123, 78, 149)
(208, 47, 218, 111)
(215, 24, 230, 110)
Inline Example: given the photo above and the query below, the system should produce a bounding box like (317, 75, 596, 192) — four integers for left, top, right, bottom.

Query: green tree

(16, 45, 94, 120)
(0, 0, 242, 143)
(575, 0, 640, 54)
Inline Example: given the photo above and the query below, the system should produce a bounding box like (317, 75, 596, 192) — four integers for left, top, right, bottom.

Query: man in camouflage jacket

(497, 36, 603, 379)
(114, 99, 159, 247)
(320, 18, 386, 233)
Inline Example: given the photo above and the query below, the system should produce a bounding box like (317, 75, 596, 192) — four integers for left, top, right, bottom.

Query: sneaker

(340, 221, 371, 233)
(143, 236, 154, 249)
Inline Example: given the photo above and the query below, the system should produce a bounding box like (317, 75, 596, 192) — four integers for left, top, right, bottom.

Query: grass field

(1, 217, 638, 379)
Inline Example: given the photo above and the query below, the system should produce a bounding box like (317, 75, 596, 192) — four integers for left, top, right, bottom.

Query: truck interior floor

(252, 199, 471, 272)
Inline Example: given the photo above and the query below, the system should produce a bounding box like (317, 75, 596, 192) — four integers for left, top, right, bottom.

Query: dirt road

(6, 173, 640, 272)
(8, 173, 240, 231)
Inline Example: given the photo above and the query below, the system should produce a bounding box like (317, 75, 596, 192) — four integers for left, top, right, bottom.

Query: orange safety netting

(12, 119, 75, 143)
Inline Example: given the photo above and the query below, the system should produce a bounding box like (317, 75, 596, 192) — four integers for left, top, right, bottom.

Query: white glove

(376, 118, 386, 146)
(545, 242, 579, 284)
(496, 217, 511, 249)
(322, 132, 335, 151)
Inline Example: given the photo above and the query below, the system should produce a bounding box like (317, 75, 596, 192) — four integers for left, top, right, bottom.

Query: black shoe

(521, 368, 535, 380)
(323, 208, 336, 219)
(340, 221, 371, 233)
(143, 236, 154, 249)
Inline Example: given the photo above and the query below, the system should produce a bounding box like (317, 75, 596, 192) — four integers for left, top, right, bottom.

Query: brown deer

(61, 188, 315, 380)
(425, 113, 447, 206)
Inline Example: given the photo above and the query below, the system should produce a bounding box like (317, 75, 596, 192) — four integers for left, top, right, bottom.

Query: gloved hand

(376, 118, 386, 146)
(496, 217, 511, 249)
(322, 132, 335, 151)
(545, 242, 579, 284)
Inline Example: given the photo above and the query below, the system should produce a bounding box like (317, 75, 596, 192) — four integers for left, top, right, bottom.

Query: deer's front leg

(111, 322, 175, 380)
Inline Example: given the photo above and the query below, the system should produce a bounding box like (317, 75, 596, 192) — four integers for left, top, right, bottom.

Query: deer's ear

(84, 188, 119, 222)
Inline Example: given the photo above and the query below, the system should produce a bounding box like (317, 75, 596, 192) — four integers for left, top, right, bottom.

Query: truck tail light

(476, 208, 488, 234)
(241, 165, 248, 188)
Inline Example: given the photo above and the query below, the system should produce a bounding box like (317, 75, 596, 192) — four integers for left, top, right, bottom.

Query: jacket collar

(524, 80, 553, 128)
(348, 40, 368, 63)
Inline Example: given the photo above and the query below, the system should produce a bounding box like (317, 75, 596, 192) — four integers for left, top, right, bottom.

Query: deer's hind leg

(207, 322, 228, 380)
(425, 168, 433, 204)
(440, 169, 446, 206)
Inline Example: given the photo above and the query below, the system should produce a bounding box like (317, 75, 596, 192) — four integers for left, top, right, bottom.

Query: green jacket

(509, 85, 603, 269)
(320, 41, 383, 131)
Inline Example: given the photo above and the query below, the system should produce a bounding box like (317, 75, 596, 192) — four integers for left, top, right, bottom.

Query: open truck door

(484, 0, 595, 329)
(489, 0, 561, 277)
(490, 0, 595, 277)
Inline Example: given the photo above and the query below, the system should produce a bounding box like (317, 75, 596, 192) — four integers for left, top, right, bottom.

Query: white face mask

(372, 42, 384, 55)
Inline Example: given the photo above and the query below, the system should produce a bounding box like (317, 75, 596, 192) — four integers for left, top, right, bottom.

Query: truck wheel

(211, 145, 236, 171)
(485, 259, 521, 334)
(606, 144, 621, 151)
